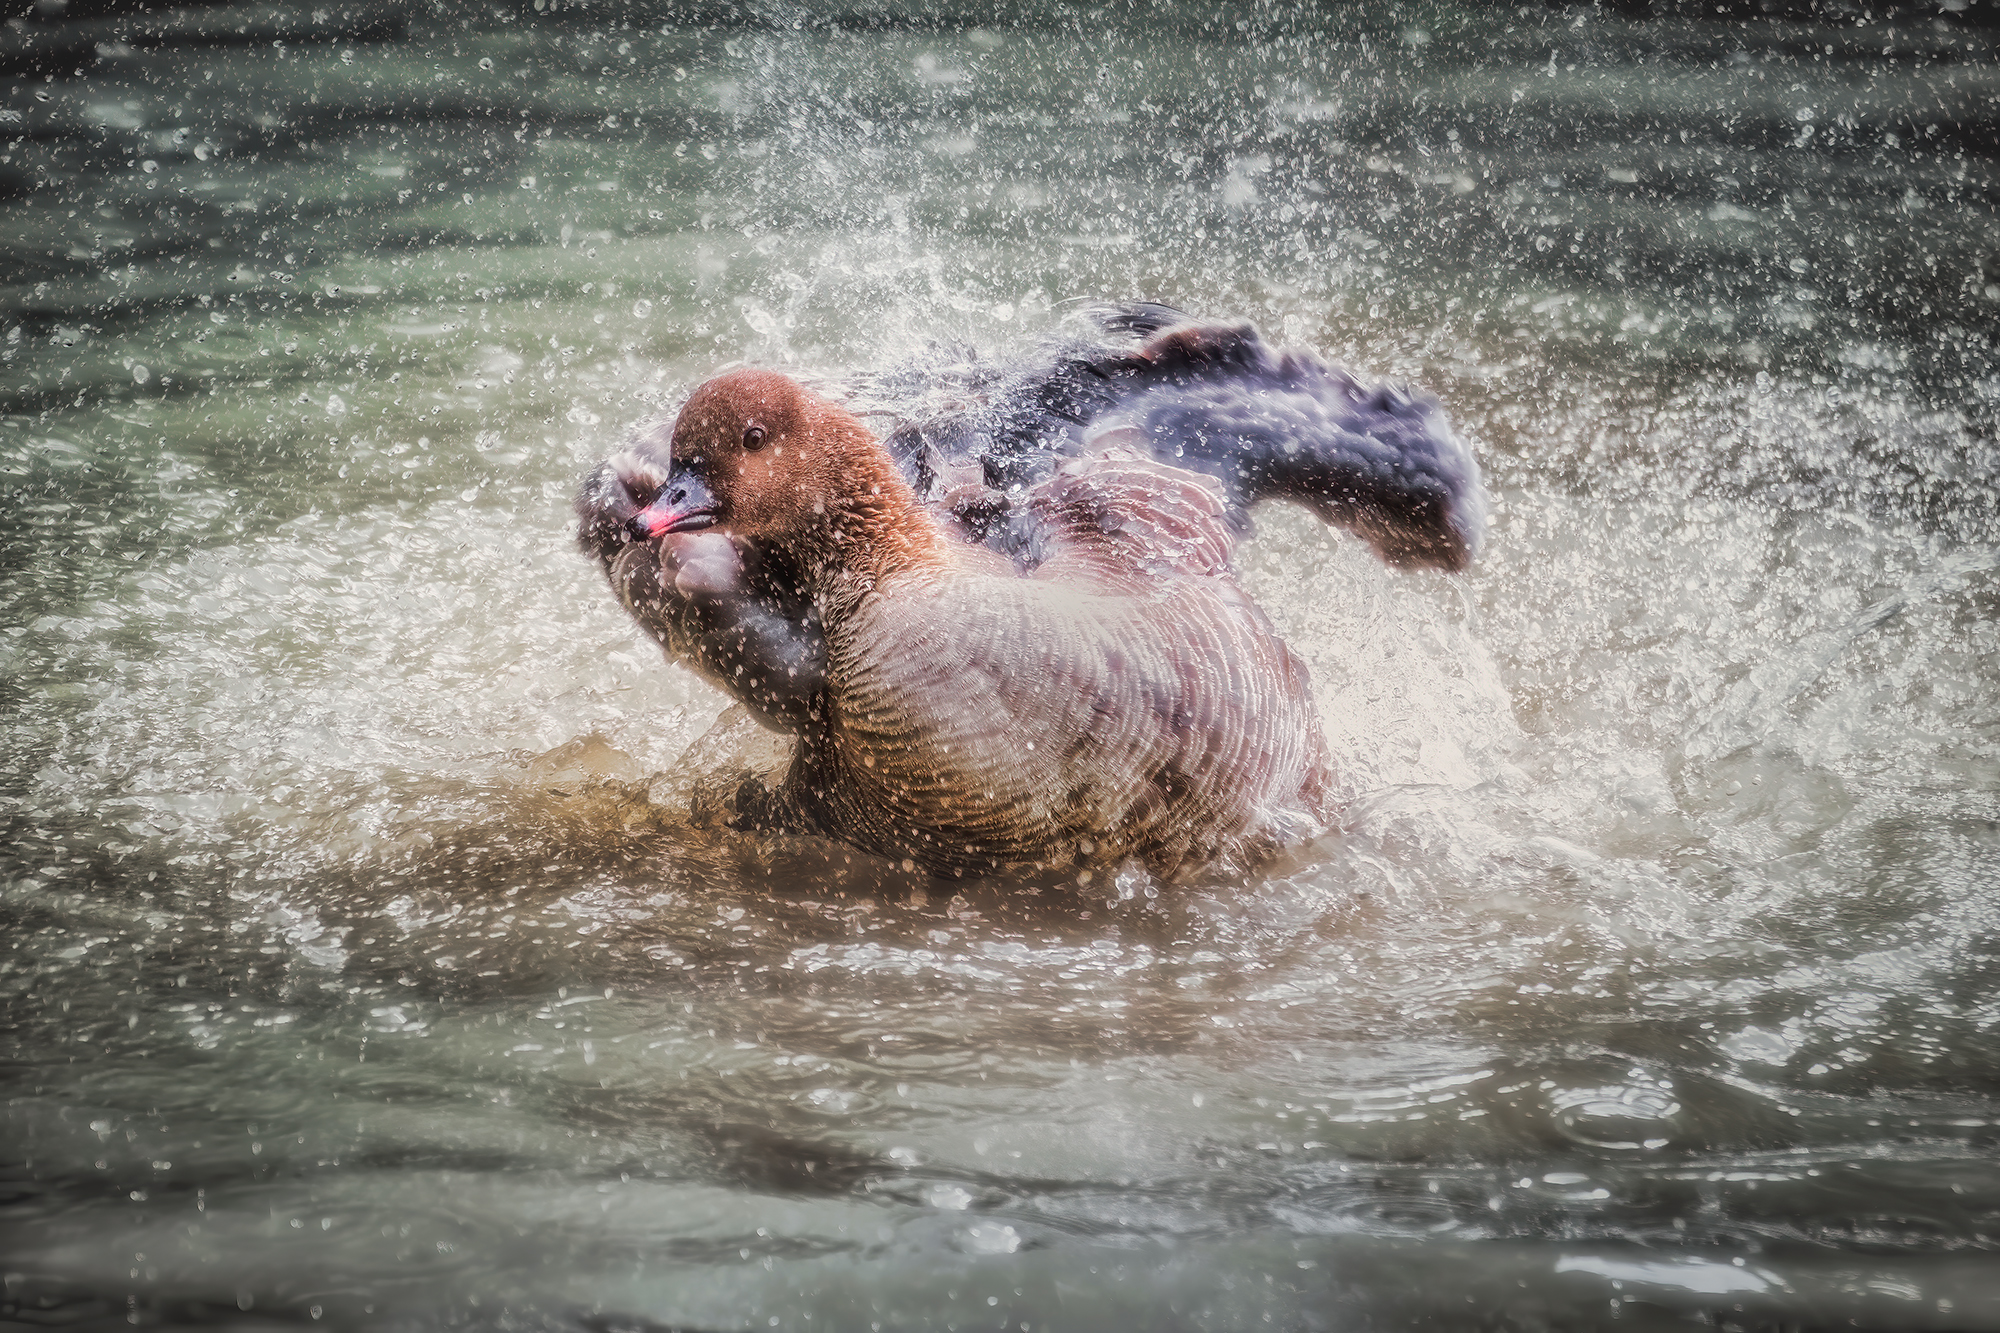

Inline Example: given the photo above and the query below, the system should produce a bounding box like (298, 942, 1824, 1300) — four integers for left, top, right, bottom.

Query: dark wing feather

(848, 305, 1487, 572)
(1060, 318, 1485, 570)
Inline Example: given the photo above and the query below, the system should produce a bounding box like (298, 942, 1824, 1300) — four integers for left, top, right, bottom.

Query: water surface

(3, 2, 1999, 1329)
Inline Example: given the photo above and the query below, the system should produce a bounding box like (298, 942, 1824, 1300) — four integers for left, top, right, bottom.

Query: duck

(576, 305, 1486, 876)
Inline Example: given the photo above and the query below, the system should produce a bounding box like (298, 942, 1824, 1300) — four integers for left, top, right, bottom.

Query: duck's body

(576, 306, 1482, 876)
(759, 457, 1330, 875)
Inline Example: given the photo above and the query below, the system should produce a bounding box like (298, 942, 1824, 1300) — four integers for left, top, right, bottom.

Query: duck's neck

(800, 416, 952, 614)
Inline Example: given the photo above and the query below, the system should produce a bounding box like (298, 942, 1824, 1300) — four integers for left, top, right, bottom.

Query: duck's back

(786, 454, 1332, 876)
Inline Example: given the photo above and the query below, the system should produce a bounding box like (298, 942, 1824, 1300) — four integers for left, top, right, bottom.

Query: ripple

(1815, 1212, 1966, 1252)
(792, 1084, 883, 1121)
(1275, 1190, 1481, 1238)
(1553, 1254, 1781, 1299)
(1550, 1084, 1684, 1151)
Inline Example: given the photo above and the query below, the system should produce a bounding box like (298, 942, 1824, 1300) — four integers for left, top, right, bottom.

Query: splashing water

(2, 3, 1997, 1330)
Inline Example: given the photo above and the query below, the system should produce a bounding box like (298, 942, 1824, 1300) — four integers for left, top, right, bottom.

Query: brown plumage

(608, 368, 1333, 878)
(580, 310, 1492, 875)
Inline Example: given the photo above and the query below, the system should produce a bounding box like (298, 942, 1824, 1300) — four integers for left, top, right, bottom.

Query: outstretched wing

(848, 305, 1487, 572)
(1083, 320, 1487, 571)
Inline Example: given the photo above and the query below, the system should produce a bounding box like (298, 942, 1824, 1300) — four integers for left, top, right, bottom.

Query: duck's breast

(815, 571, 1327, 870)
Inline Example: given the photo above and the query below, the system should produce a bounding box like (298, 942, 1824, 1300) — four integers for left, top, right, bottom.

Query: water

(3, 3, 1997, 1328)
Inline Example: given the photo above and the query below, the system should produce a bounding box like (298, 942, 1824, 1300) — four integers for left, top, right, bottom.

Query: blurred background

(1, 0, 1997, 1328)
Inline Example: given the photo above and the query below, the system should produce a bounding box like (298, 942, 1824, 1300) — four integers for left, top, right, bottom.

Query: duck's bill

(627, 470, 719, 539)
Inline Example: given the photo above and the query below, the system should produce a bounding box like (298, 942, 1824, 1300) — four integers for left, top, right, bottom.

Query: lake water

(3, 2, 1998, 1329)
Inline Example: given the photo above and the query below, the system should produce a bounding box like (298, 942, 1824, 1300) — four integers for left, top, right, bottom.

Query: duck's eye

(742, 424, 768, 451)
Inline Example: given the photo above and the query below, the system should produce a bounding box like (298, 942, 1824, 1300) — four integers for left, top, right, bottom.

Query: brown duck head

(628, 368, 946, 586)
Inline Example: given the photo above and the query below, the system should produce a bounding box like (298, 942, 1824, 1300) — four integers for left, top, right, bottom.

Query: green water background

(2, 2, 1998, 1329)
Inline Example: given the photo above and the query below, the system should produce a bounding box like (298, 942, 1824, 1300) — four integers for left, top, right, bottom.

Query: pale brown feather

(773, 448, 1331, 876)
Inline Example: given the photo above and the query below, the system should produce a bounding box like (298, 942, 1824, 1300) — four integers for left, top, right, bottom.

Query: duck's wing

(1082, 321, 1488, 572)
(853, 304, 1487, 573)
(848, 304, 1192, 499)
(1022, 446, 1242, 591)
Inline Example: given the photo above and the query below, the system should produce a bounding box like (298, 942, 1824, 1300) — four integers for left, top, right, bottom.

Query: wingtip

(1375, 448, 1490, 574)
